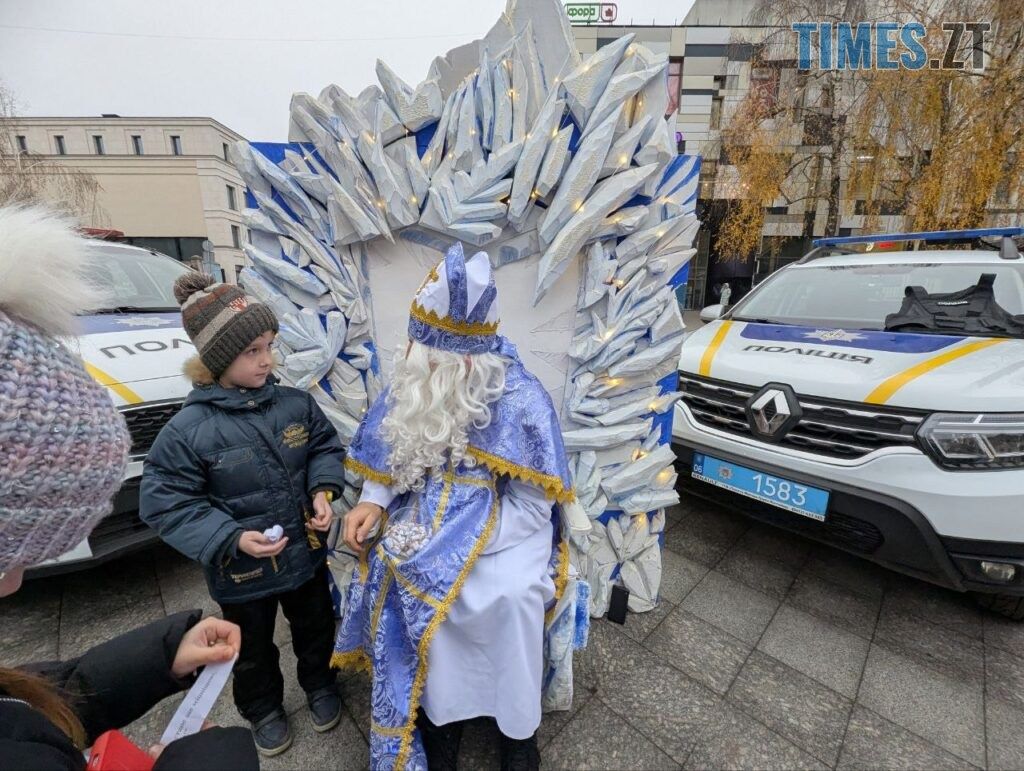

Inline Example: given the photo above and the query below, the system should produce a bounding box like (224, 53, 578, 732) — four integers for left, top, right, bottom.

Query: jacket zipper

(249, 402, 306, 552)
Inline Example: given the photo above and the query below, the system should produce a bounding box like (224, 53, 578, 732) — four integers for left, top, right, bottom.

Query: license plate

(692, 453, 830, 521)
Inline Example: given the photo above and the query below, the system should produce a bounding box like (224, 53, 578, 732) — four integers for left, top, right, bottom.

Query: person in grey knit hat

(0, 204, 130, 593)
(0, 205, 259, 770)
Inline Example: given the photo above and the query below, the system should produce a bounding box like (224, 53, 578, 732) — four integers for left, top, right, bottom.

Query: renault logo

(745, 383, 802, 441)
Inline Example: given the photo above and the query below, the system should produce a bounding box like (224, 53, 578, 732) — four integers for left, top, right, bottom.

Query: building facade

(2, 115, 250, 282)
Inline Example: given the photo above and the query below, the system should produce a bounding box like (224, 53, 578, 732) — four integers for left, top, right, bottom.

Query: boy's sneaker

(252, 708, 293, 757)
(307, 685, 343, 732)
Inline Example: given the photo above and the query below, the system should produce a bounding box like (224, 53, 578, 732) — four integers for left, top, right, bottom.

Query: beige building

(2, 115, 251, 282)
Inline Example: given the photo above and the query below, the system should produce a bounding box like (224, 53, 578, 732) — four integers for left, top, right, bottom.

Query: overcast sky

(0, 0, 696, 141)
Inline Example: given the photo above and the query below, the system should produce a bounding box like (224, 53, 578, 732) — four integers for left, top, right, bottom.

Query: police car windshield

(733, 263, 1024, 335)
(83, 243, 190, 313)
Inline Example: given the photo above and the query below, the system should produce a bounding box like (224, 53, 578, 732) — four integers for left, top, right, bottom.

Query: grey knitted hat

(0, 206, 131, 573)
(174, 273, 279, 378)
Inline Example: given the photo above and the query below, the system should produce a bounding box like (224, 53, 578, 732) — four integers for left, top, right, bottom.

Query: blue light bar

(813, 227, 1024, 248)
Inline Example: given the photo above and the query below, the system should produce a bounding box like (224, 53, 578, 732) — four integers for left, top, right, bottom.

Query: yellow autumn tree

(854, 0, 1024, 232)
(716, 0, 1023, 263)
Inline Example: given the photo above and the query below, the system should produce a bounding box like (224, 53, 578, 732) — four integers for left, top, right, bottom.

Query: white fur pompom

(0, 205, 106, 337)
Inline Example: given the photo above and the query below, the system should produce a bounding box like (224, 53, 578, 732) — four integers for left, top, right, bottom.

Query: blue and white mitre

(407, 242, 500, 355)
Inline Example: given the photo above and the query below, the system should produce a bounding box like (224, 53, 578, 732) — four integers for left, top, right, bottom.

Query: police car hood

(71, 314, 194, 403)
(680, 320, 1024, 412)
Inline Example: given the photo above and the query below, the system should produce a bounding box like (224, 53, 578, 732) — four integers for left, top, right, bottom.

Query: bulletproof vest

(884, 273, 1024, 336)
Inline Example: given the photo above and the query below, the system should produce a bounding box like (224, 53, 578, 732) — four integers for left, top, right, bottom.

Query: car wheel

(973, 592, 1024, 621)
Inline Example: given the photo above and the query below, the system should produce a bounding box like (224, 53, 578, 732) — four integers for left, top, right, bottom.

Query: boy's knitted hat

(0, 205, 131, 573)
(173, 273, 278, 378)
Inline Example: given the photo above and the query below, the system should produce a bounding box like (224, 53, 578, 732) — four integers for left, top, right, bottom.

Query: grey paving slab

(758, 604, 869, 699)
(985, 644, 1024, 715)
(734, 525, 812, 569)
(858, 644, 985, 767)
(717, 540, 802, 601)
(883, 580, 984, 641)
(544, 697, 682, 770)
(0, 575, 62, 666)
(154, 544, 220, 618)
(837, 705, 978, 770)
(984, 612, 1024, 659)
(785, 573, 881, 640)
(986, 695, 1024, 771)
(874, 599, 984, 682)
(800, 547, 888, 600)
(59, 596, 166, 660)
(573, 617, 642, 692)
(593, 620, 722, 764)
(538, 691, 594, 751)
(728, 651, 853, 767)
(664, 507, 749, 568)
(659, 547, 710, 604)
(339, 671, 371, 741)
(616, 600, 674, 643)
(681, 570, 780, 644)
(646, 606, 751, 695)
(684, 702, 827, 771)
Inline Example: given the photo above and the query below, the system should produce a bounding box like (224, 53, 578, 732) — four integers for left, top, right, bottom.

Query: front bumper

(28, 461, 159, 578)
(673, 402, 1024, 596)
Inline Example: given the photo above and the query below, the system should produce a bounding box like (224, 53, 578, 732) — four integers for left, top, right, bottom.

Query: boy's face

(220, 331, 276, 389)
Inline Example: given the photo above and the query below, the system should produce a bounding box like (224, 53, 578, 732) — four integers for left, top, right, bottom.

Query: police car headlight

(919, 413, 1024, 470)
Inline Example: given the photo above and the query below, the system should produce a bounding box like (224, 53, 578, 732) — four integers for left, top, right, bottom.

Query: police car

(35, 240, 195, 573)
(674, 228, 1024, 619)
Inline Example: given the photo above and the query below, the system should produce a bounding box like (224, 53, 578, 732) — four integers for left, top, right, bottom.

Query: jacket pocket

(213, 514, 290, 594)
(203, 444, 262, 500)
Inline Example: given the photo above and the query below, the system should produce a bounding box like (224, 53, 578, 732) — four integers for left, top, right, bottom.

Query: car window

(83, 243, 191, 311)
(732, 262, 1024, 332)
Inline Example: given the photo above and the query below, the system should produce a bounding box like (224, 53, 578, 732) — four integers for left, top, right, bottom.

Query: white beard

(382, 340, 508, 493)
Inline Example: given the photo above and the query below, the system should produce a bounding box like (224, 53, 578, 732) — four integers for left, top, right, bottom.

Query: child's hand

(308, 491, 334, 532)
(343, 502, 384, 552)
(238, 530, 289, 558)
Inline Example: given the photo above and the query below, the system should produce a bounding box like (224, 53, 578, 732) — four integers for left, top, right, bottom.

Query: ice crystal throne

(230, 0, 700, 645)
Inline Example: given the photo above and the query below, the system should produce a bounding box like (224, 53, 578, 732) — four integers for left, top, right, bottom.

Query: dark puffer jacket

(141, 375, 345, 603)
(0, 610, 257, 771)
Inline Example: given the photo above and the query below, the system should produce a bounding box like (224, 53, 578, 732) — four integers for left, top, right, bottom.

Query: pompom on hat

(0, 205, 130, 573)
(407, 242, 500, 355)
(174, 271, 278, 378)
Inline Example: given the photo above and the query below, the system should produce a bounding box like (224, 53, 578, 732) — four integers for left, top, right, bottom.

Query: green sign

(565, 3, 618, 24)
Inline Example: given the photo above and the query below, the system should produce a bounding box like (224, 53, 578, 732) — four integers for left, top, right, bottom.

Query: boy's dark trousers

(219, 563, 337, 723)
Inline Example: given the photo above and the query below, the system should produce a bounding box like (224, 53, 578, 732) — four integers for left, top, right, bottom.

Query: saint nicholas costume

(333, 243, 586, 770)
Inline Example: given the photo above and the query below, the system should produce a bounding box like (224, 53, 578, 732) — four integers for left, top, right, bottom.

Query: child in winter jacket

(141, 273, 346, 757)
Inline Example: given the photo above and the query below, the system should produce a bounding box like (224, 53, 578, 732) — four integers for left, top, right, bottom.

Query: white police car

(35, 240, 195, 573)
(674, 228, 1024, 619)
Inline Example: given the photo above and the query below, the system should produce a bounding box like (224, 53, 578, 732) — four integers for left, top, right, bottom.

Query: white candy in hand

(263, 524, 285, 543)
(383, 521, 430, 559)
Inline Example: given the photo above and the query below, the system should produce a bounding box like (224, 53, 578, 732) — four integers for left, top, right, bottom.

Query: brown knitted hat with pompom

(174, 272, 278, 378)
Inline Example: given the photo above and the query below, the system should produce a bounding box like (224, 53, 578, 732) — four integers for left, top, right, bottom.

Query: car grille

(121, 400, 184, 456)
(679, 373, 927, 459)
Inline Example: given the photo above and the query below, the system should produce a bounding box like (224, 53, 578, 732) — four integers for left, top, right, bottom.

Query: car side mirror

(700, 304, 724, 323)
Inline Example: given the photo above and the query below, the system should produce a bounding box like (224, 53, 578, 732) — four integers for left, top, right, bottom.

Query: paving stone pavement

(2, 490, 1019, 770)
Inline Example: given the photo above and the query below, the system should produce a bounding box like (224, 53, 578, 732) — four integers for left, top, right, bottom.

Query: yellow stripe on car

(83, 362, 144, 405)
(865, 338, 1008, 405)
(698, 320, 734, 377)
